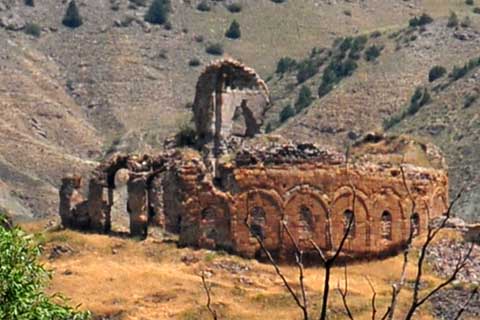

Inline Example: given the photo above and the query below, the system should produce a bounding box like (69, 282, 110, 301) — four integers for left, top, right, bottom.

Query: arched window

(381, 211, 392, 240)
(299, 205, 314, 238)
(201, 208, 216, 240)
(250, 207, 266, 240)
(343, 210, 356, 238)
(410, 213, 420, 238)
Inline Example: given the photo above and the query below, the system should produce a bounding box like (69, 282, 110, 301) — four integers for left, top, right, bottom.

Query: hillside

(389, 58, 480, 222)
(266, 14, 480, 221)
(0, 0, 479, 220)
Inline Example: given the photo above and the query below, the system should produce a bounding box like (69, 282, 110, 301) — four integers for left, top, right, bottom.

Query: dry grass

(18, 220, 472, 320)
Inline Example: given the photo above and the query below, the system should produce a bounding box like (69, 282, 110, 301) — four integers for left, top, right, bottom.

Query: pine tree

(145, 0, 171, 25)
(225, 20, 241, 39)
(62, 0, 83, 28)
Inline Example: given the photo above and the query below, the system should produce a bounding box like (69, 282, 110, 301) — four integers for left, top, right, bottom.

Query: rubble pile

(427, 238, 480, 286)
(235, 143, 345, 166)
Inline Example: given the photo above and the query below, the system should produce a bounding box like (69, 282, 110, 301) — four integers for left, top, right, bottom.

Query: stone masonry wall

(166, 152, 449, 261)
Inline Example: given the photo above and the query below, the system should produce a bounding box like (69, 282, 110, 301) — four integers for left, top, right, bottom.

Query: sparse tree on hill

(225, 20, 241, 39)
(62, 0, 83, 28)
(145, 0, 171, 25)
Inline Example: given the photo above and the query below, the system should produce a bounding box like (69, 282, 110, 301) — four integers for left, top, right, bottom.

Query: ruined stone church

(59, 59, 449, 260)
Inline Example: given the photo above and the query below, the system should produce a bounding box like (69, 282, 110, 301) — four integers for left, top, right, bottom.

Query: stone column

(88, 179, 109, 232)
(59, 175, 84, 229)
(148, 174, 165, 227)
(128, 176, 149, 239)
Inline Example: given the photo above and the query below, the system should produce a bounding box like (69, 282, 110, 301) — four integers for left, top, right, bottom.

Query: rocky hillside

(0, 0, 478, 220)
(266, 12, 480, 221)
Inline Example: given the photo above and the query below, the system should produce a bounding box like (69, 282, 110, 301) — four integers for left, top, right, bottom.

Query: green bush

(276, 57, 297, 74)
(474, 7, 480, 14)
(450, 57, 480, 80)
(24, 22, 41, 37)
(348, 35, 368, 60)
(206, 42, 224, 55)
(409, 13, 433, 27)
(296, 60, 318, 83)
(25, 0, 34, 6)
(197, 1, 210, 12)
(129, 0, 147, 7)
(176, 122, 196, 147)
(365, 45, 382, 61)
(339, 37, 353, 52)
(226, 3, 242, 13)
(317, 58, 357, 97)
(0, 218, 90, 320)
(407, 87, 431, 115)
(447, 11, 459, 28)
(383, 113, 403, 130)
(225, 20, 241, 39)
(279, 105, 295, 123)
(62, 0, 83, 28)
(145, 0, 171, 25)
(189, 57, 201, 67)
(295, 85, 313, 112)
(271, 0, 286, 3)
(428, 65, 447, 82)
(466, 0, 474, 5)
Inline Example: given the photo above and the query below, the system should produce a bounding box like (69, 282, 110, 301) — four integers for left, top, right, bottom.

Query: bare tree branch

(336, 264, 354, 320)
(406, 242, 474, 319)
(201, 271, 218, 320)
(453, 287, 478, 320)
(283, 221, 309, 320)
(244, 195, 308, 319)
(365, 276, 377, 320)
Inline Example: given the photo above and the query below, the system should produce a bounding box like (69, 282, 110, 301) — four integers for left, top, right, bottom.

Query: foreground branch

(201, 271, 218, 320)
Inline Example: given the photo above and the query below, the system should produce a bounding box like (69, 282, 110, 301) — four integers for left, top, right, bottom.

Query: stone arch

(232, 189, 283, 258)
(371, 188, 407, 250)
(330, 186, 369, 252)
(283, 185, 330, 250)
(192, 59, 270, 146)
(197, 199, 232, 251)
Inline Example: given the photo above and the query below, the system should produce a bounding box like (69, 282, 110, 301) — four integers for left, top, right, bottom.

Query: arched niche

(192, 59, 270, 146)
(197, 199, 232, 251)
(371, 188, 407, 250)
(330, 186, 369, 252)
(283, 186, 329, 250)
(232, 189, 283, 257)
